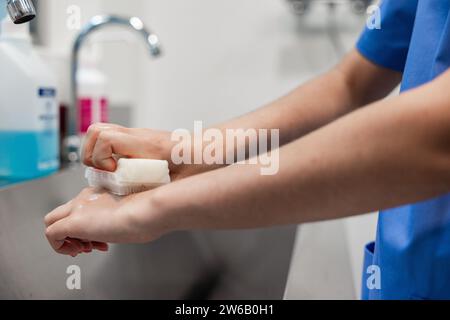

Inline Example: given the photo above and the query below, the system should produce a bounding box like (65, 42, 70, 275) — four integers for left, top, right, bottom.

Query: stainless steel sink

(0, 166, 296, 299)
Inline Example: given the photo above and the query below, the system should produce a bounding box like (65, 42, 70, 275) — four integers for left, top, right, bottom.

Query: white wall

(136, 0, 336, 130)
(36, 0, 103, 49)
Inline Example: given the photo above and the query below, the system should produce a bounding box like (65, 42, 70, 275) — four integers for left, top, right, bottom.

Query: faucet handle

(7, 0, 36, 24)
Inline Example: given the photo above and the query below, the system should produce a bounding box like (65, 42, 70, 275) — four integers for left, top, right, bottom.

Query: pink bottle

(77, 45, 109, 134)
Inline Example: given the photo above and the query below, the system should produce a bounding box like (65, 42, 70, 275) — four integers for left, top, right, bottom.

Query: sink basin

(0, 166, 296, 299)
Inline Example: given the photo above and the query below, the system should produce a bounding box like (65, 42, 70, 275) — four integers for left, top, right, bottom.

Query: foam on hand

(85, 158, 171, 196)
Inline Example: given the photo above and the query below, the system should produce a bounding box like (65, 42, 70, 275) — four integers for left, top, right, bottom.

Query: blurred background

(0, 0, 378, 299)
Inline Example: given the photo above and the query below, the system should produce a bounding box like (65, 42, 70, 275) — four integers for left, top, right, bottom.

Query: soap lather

(85, 158, 171, 196)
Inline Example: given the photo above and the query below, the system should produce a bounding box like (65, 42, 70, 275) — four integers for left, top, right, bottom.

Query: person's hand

(44, 187, 172, 257)
(82, 123, 193, 180)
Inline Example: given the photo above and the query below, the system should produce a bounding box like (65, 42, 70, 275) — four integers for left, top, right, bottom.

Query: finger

(45, 218, 72, 251)
(91, 131, 141, 171)
(83, 124, 108, 167)
(46, 219, 89, 255)
(66, 238, 84, 253)
(56, 240, 79, 256)
(81, 241, 93, 253)
(67, 238, 85, 257)
(92, 242, 109, 252)
(91, 132, 116, 171)
(44, 201, 72, 227)
(82, 123, 125, 168)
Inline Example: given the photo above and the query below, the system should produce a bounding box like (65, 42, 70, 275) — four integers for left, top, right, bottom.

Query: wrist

(167, 130, 229, 179)
(124, 188, 182, 243)
(151, 184, 188, 232)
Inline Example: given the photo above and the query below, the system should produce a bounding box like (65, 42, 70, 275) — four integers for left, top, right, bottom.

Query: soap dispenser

(0, 17, 60, 182)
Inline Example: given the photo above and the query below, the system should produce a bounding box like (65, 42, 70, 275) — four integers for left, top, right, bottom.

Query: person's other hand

(44, 187, 171, 256)
(83, 123, 197, 180)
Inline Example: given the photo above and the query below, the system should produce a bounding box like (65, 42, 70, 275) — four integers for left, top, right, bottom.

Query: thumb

(83, 123, 126, 167)
(91, 130, 143, 171)
(45, 218, 71, 251)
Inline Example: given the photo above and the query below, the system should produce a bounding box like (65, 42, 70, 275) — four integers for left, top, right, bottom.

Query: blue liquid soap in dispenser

(0, 16, 60, 182)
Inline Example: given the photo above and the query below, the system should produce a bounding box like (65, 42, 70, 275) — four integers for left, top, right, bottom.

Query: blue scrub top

(357, 0, 450, 300)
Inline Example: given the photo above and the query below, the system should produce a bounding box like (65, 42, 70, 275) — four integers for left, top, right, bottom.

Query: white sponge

(85, 158, 171, 196)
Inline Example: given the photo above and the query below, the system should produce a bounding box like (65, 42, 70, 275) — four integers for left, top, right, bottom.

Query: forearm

(215, 68, 354, 146)
(154, 72, 450, 231)
(175, 50, 401, 177)
(214, 50, 401, 144)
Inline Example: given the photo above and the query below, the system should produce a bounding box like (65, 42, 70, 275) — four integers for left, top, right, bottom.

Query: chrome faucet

(6, 0, 36, 24)
(65, 15, 162, 162)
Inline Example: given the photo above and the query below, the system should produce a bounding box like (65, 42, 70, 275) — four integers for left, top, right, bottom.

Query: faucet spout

(66, 15, 162, 162)
(6, 0, 36, 24)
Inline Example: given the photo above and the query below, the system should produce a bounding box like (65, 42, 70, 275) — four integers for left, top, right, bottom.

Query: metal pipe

(65, 15, 162, 162)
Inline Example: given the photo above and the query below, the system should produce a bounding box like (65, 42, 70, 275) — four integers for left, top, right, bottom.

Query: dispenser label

(39, 88, 57, 97)
(37, 87, 58, 132)
(37, 87, 59, 172)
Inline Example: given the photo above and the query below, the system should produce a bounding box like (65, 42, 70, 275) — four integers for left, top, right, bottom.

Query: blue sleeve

(356, 0, 419, 72)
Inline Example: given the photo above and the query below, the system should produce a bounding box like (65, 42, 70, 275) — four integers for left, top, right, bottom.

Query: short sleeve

(356, 0, 419, 72)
